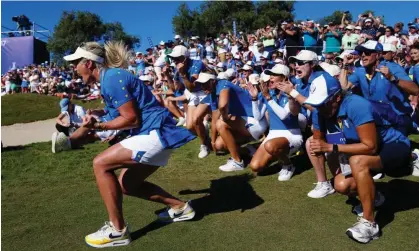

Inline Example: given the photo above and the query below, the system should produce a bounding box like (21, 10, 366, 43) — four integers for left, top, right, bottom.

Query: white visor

(63, 47, 104, 64)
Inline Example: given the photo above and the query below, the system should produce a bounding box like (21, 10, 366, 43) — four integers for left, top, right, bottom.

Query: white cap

(364, 18, 373, 23)
(246, 61, 253, 66)
(274, 58, 284, 64)
(167, 45, 189, 58)
(264, 64, 290, 77)
(218, 48, 227, 54)
(345, 25, 355, 30)
(195, 72, 216, 84)
(139, 75, 152, 82)
(224, 68, 235, 79)
(337, 50, 355, 60)
(191, 36, 196, 40)
(217, 72, 228, 80)
(75, 78, 83, 83)
(383, 43, 397, 52)
(159, 41, 165, 46)
(63, 47, 104, 63)
(355, 26, 362, 30)
(249, 74, 260, 85)
(289, 50, 318, 62)
(320, 62, 341, 77)
(174, 35, 181, 39)
(260, 72, 270, 82)
(216, 62, 224, 68)
(240, 64, 253, 71)
(136, 52, 143, 55)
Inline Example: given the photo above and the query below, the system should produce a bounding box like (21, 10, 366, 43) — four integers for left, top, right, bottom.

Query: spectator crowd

(4, 11, 419, 247)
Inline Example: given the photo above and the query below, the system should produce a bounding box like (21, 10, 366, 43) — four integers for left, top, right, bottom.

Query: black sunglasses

(295, 60, 311, 66)
(361, 51, 374, 56)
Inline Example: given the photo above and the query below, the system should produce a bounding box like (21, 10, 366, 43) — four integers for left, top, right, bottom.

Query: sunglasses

(385, 30, 391, 32)
(295, 60, 311, 66)
(361, 51, 374, 56)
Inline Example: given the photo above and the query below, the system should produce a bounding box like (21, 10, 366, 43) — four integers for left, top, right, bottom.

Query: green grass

(1, 94, 103, 126)
(2, 139, 419, 251)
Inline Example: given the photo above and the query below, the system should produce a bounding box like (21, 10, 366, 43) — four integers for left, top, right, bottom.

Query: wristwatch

(332, 144, 339, 153)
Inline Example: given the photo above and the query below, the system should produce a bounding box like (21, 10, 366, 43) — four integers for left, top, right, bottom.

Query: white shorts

(119, 130, 173, 167)
(96, 130, 119, 141)
(187, 90, 209, 107)
(242, 116, 268, 140)
(262, 129, 303, 156)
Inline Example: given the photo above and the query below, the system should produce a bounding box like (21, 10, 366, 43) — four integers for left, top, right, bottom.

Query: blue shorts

(379, 141, 411, 177)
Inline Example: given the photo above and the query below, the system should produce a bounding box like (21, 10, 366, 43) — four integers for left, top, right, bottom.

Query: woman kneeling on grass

(248, 64, 303, 181)
(59, 41, 196, 248)
(305, 75, 411, 243)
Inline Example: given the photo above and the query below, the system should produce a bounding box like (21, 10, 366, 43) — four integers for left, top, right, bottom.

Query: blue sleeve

(347, 98, 374, 127)
(104, 72, 134, 109)
(388, 64, 412, 81)
(190, 61, 203, 76)
(348, 72, 360, 87)
(252, 55, 256, 64)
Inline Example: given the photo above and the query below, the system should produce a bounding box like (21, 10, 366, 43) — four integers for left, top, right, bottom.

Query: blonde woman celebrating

(57, 41, 196, 248)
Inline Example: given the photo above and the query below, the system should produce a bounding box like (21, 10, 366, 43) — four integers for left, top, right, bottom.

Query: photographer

(302, 20, 318, 52)
(323, 22, 342, 54)
(283, 19, 301, 60)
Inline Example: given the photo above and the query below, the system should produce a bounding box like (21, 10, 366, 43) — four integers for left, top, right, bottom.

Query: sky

(2, 1, 419, 52)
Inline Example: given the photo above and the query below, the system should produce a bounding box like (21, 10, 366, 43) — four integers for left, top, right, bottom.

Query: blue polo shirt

(210, 80, 253, 117)
(303, 28, 318, 47)
(173, 59, 205, 92)
(348, 62, 413, 116)
(135, 59, 145, 75)
(291, 71, 333, 120)
(262, 92, 299, 130)
(312, 94, 409, 146)
(100, 68, 195, 149)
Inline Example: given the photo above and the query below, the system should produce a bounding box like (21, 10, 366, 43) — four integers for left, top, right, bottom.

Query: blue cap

(409, 23, 419, 30)
(399, 30, 409, 36)
(355, 40, 383, 53)
(60, 98, 70, 112)
(304, 73, 341, 107)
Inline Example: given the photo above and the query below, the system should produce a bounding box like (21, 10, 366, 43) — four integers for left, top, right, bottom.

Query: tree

(318, 11, 353, 26)
(47, 11, 140, 64)
(172, 1, 295, 38)
(103, 22, 140, 49)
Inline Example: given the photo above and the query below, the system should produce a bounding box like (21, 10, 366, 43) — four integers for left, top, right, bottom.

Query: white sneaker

(353, 191, 385, 217)
(219, 158, 244, 172)
(307, 181, 335, 198)
(278, 165, 295, 181)
(412, 149, 419, 177)
(51, 132, 71, 153)
(198, 144, 210, 158)
(372, 173, 384, 180)
(346, 217, 380, 243)
(85, 221, 131, 248)
(176, 117, 186, 127)
(157, 201, 196, 222)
